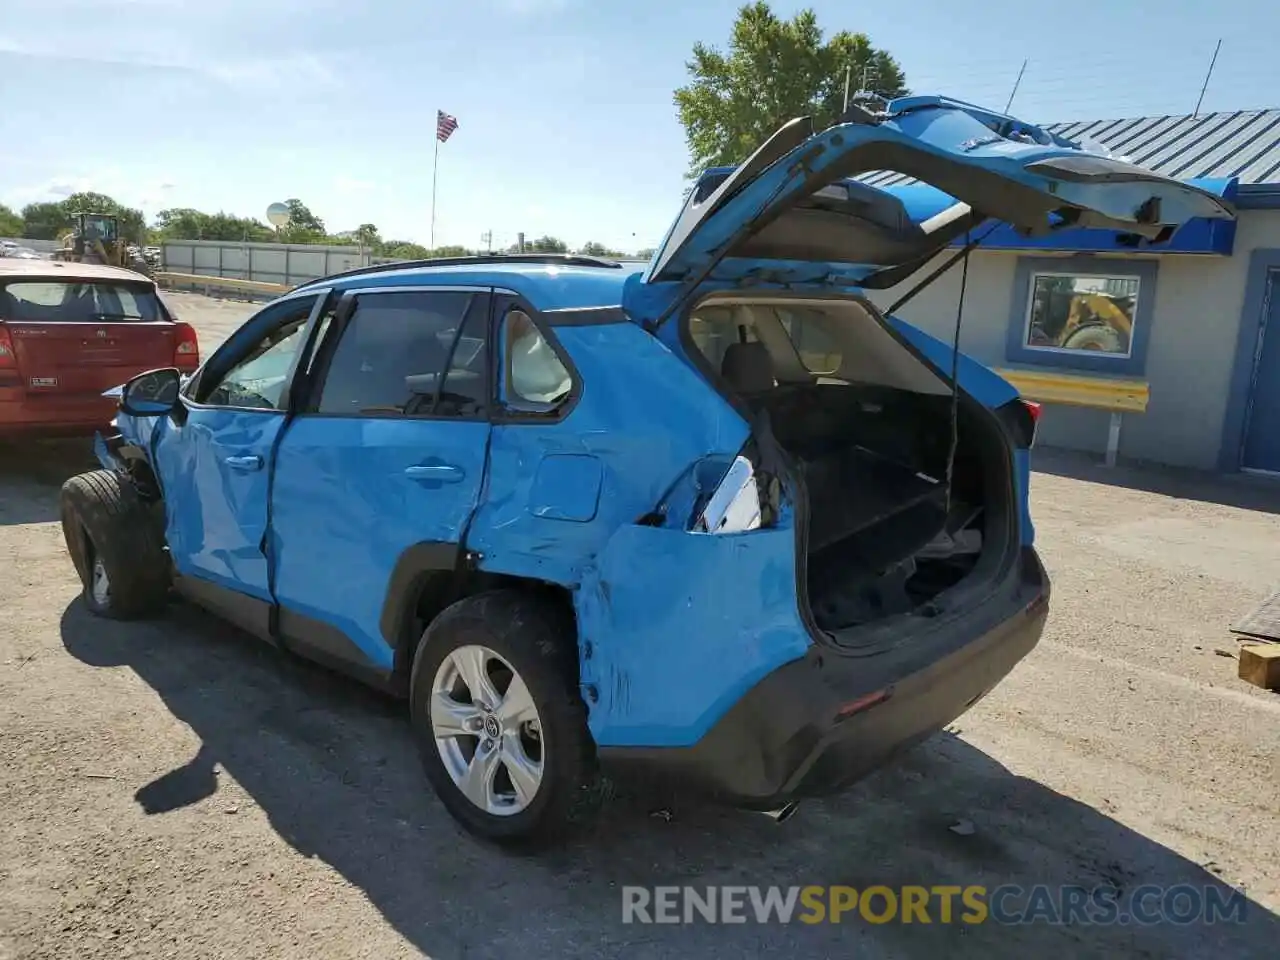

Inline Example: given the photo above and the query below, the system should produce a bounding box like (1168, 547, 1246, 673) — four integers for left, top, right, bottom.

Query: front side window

(0, 281, 164, 322)
(315, 290, 487, 417)
(203, 317, 310, 410)
(1024, 273, 1139, 358)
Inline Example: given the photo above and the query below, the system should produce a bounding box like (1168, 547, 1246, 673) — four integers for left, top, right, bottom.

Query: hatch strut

(880, 226, 993, 520)
(942, 231, 972, 519)
(884, 223, 997, 316)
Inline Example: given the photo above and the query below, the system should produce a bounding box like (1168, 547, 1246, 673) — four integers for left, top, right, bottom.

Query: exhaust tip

(759, 801, 799, 824)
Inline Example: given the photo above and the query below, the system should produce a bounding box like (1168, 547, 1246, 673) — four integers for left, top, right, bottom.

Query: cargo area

(687, 295, 1014, 640)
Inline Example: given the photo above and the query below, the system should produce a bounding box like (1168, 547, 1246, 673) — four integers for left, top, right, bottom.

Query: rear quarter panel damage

(576, 513, 812, 748)
(467, 320, 817, 746)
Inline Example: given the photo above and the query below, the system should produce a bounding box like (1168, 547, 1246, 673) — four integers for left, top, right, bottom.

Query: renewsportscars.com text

(621, 884, 1248, 926)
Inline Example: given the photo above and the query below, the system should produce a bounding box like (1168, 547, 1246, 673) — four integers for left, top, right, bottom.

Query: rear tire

(409, 589, 603, 847)
(60, 470, 170, 619)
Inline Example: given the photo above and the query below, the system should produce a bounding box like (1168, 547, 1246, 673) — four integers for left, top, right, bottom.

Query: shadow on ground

(1032, 446, 1280, 515)
(0, 439, 97, 526)
(60, 600, 1278, 960)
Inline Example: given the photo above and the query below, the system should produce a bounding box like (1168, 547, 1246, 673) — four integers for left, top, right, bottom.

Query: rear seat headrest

(721, 341, 774, 393)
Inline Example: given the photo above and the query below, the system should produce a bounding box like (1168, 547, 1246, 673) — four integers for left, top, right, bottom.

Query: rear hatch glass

(0, 280, 176, 395)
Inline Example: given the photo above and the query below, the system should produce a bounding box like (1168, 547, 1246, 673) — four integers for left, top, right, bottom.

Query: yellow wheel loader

(53, 213, 153, 278)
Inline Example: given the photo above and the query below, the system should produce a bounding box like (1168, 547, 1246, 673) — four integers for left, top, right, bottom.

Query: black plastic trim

(378, 540, 463, 651)
(174, 574, 275, 645)
(279, 606, 396, 693)
(539, 305, 628, 326)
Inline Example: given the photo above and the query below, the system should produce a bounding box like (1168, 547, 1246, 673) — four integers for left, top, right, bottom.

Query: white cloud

(4, 173, 178, 213)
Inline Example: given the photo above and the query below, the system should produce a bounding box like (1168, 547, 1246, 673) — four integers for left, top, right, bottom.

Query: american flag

(436, 110, 459, 143)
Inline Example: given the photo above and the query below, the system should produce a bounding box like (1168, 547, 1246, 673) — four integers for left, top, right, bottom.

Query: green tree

(528, 235, 567, 253)
(0, 203, 23, 237)
(21, 202, 67, 239)
(354, 223, 381, 249)
(382, 240, 431, 259)
(635, 247, 657, 260)
(674, 2, 908, 174)
(276, 198, 326, 243)
(154, 208, 273, 242)
(429, 245, 471, 258)
(579, 241, 625, 258)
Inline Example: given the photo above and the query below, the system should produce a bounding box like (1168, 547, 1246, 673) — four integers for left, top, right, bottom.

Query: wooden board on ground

(1238, 643, 1280, 690)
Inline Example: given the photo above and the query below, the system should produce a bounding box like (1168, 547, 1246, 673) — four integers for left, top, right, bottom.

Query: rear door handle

(404, 464, 463, 483)
(224, 455, 264, 471)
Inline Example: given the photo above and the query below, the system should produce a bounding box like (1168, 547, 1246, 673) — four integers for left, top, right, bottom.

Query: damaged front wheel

(59, 470, 170, 619)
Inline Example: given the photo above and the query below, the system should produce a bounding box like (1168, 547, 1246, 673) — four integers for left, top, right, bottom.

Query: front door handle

(225, 454, 264, 471)
(404, 464, 463, 483)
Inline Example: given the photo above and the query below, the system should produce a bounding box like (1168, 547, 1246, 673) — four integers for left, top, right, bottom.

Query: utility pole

(481, 229, 493, 254)
(1005, 59, 1028, 114)
(843, 64, 852, 112)
(1194, 38, 1222, 118)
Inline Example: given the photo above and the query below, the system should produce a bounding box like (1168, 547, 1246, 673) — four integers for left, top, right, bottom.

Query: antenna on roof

(1193, 38, 1222, 118)
(1005, 59, 1028, 114)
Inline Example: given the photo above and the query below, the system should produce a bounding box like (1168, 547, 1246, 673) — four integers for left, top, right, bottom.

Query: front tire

(59, 470, 170, 619)
(409, 590, 602, 846)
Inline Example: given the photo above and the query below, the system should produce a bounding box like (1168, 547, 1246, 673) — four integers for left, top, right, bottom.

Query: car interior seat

(720, 341, 776, 394)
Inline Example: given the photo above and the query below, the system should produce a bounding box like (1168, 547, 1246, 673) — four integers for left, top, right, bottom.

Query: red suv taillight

(0, 324, 19, 388)
(173, 321, 200, 372)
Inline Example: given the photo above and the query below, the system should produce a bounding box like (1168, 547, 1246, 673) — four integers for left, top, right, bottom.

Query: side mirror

(120, 367, 182, 417)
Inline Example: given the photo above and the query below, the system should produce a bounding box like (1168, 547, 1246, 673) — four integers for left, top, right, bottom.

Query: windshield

(0, 281, 165, 323)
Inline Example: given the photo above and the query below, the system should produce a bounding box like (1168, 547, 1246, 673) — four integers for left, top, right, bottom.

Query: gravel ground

(0, 292, 1277, 959)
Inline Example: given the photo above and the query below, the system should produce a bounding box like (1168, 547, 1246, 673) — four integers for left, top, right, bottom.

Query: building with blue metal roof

(859, 108, 1280, 475)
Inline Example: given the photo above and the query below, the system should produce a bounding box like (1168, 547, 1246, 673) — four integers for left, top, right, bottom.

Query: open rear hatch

(638, 96, 1235, 646)
(642, 95, 1234, 297)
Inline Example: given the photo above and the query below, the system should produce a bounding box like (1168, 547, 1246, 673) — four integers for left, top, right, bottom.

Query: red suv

(0, 259, 199, 437)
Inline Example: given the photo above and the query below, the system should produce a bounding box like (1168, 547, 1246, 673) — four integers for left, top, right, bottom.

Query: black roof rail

(292, 253, 626, 291)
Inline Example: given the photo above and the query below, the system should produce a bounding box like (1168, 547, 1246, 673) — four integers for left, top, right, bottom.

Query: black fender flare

(379, 541, 465, 673)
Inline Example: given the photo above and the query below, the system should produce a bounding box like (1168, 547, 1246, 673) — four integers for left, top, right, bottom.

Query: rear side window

(315, 290, 488, 417)
(0, 281, 164, 322)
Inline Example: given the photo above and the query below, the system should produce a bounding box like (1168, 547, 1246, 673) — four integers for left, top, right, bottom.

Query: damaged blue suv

(61, 96, 1234, 845)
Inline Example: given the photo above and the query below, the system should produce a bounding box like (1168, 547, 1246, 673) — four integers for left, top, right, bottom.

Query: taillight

(996, 397, 1040, 449)
(173, 321, 200, 371)
(0, 324, 19, 387)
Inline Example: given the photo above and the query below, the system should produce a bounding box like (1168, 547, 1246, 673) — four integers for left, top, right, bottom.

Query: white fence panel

(160, 240, 376, 288)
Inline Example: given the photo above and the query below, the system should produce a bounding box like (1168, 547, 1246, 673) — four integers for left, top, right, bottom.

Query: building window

(1024, 273, 1140, 358)
(1005, 256, 1158, 376)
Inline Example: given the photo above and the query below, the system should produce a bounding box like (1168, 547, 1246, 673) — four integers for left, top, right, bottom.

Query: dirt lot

(1, 292, 1278, 959)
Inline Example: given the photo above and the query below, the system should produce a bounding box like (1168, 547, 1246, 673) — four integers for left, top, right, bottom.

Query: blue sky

(2, 0, 1278, 251)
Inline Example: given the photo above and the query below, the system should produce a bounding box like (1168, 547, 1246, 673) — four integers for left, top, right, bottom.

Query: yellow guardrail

(995, 367, 1150, 467)
(156, 271, 291, 296)
(994, 367, 1149, 414)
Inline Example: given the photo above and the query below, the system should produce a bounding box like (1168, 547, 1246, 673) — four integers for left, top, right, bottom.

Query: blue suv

(60, 96, 1233, 845)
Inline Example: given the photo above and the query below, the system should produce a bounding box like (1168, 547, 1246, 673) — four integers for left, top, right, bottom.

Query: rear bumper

(0, 393, 116, 437)
(598, 546, 1049, 808)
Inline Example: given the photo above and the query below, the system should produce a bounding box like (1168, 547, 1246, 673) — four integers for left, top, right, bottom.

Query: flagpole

(430, 132, 439, 252)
